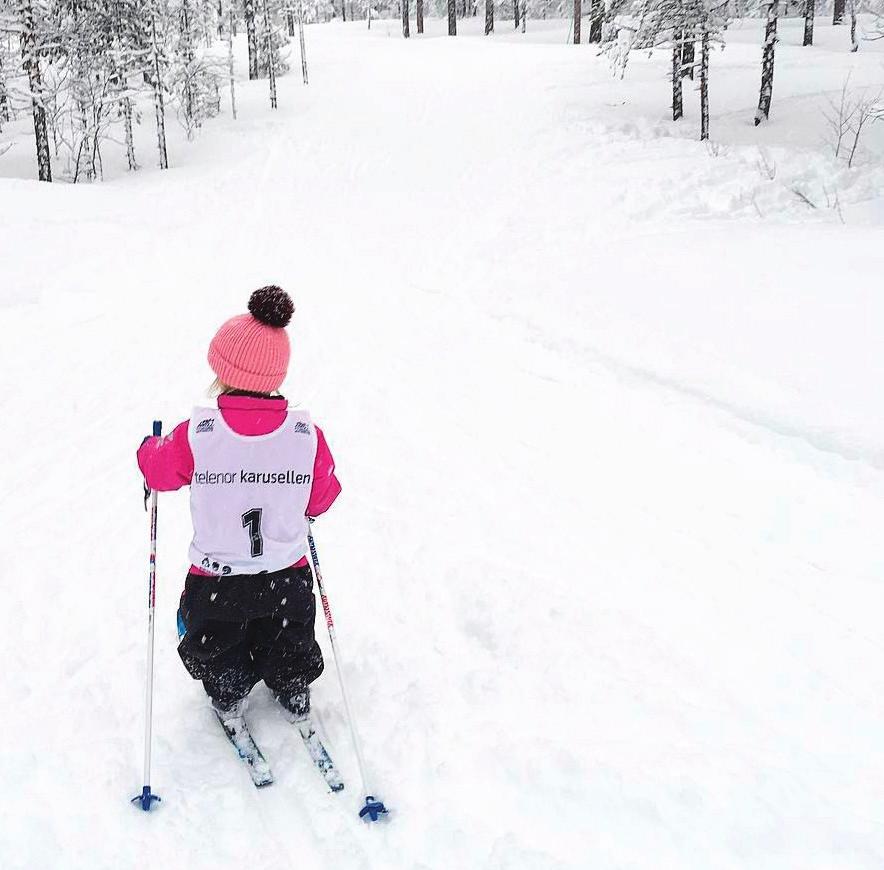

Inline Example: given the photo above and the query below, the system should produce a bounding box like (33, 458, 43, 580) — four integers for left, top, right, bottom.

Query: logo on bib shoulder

(293, 421, 311, 435)
(196, 418, 215, 434)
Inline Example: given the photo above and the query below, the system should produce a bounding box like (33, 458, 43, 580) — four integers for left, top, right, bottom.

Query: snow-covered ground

(2, 16, 884, 870)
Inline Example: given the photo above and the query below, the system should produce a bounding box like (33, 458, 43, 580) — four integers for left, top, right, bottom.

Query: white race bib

(187, 406, 317, 575)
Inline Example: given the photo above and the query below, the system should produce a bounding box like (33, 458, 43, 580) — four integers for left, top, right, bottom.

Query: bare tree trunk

(754, 0, 778, 125)
(417, 0, 423, 32)
(111, 11, 137, 171)
(181, 0, 197, 132)
(202, 2, 212, 46)
(68, 0, 95, 182)
(20, 0, 52, 181)
(485, 0, 493, 32)
(803, 0, 814, 45)
(123, 99, 137, 170)
(849, 0, 857, 50)
(245, 0, 259, 79)
(297, 0, 308, 83)
(150, 14, 169, 169)
(342, 0, 347, 19)
(573, 0, 581, 43)
(700, 30, 709, 140)
(514, 0, 519, 28)
(76, 101, 95, 182)
(588, 0, 601, 41)
(228, 5, 237, 118)
(0, 51, 9, 130)
(833, 0, 843, 24)
(448, 0, 456, 33)
(521, 0, 526, 31)
(402, 0, 409, 36)
(681, 37, 695, 79)
(49, 93, 60, 156)
(263, 0, 277, 107)
(671, 32, 683, 120)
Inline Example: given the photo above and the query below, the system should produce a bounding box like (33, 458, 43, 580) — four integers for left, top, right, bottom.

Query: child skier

(137, 285, 340, 736)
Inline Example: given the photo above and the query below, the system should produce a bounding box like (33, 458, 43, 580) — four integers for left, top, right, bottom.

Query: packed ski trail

(3, 20, 884, 870)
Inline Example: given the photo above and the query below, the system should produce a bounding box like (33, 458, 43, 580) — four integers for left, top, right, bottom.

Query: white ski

(294, 716, 345, 793)
(215, 709, 274, 788)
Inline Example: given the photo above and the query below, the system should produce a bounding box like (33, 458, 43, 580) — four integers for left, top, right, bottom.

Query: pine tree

(34, 0, 149, 180)
(167, 0, 222, 138)
(605, 0, 728, 137)
(56, 0, 102, 180)
(105, 0, 145, 171)
(588, 0, 601, 41)
(257, 0, 289, 79)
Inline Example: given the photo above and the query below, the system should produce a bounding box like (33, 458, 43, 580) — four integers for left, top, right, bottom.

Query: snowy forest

(1, 0, 882, 179)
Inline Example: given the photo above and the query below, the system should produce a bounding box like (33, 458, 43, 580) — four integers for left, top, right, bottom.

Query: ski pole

(132, 420, 163, 812)
(307, 522, 389, 822)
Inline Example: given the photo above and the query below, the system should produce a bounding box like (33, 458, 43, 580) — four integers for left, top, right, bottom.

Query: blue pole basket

(358, 795, 389, 823)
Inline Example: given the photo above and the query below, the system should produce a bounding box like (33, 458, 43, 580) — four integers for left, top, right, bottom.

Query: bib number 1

(242, 508, 264, 558)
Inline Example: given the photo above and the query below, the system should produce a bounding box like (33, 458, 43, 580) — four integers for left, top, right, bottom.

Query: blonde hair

(208, 377, 281, 398)
(208, 377, 234, 396)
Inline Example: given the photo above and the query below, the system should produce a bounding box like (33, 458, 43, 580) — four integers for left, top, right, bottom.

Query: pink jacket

(137, 394, 341, 573)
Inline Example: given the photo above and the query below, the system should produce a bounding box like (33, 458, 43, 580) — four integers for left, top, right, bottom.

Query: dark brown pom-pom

(248, 286, 294, 328)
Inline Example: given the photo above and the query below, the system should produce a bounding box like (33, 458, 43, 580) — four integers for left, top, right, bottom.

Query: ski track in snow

(2, 17, 884, 870)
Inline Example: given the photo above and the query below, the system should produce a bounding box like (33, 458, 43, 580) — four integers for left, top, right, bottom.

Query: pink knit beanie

(208, 286, 294, 393)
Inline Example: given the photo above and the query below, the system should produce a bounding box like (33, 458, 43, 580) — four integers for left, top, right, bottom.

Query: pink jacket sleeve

(137, 420, 194, 491)
(308, 426, 341, 516)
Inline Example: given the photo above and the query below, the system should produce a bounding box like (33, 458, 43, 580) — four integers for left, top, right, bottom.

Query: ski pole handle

(142, 421, 163, 510)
